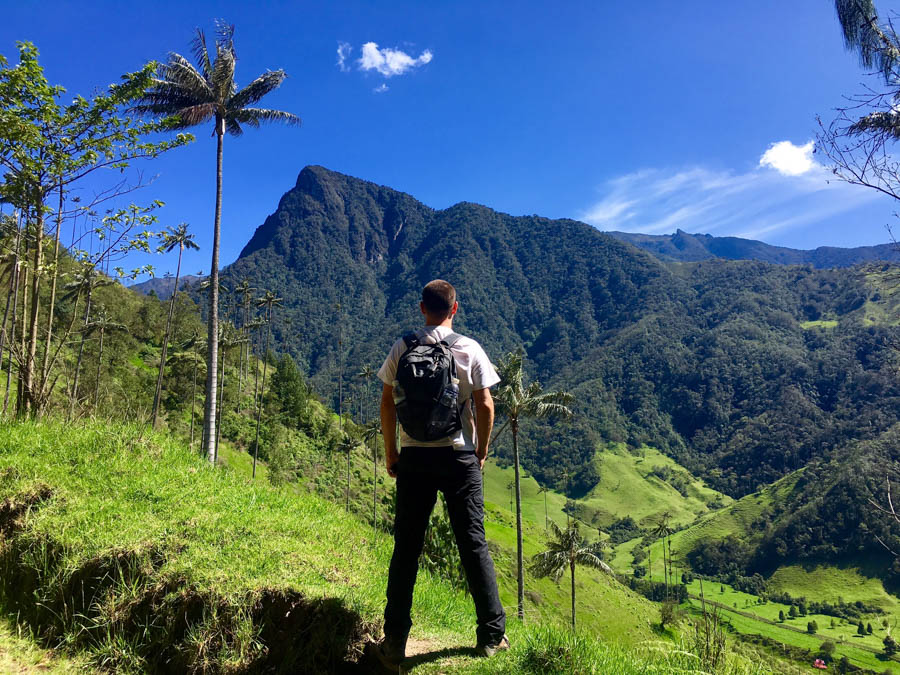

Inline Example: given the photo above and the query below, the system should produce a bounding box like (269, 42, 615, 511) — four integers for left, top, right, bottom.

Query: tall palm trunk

(190, 356, 198, 451)
(252, 315, 272, 478)
(372, 439, 377, 530)
(204, 118, 224, 463)
(151, 242, 184, 427)
(24, 209, 44, 416)
(214, 342, 226, 462)
(38, 183, 64, 413)
(17, 254, 29, 418)
(237, 320, 245, 412)
(69, 287, 93, 420)
(512, 419, 525, 621)
(94, 327, 105, 410)
(1, 213, 22, 418)
(570, 559, 576, 631)
(543, 490, 548, 529)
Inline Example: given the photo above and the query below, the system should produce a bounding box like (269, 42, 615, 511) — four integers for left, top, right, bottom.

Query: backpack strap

(401, 332, 419, 350)
(440, 332, 463, 349)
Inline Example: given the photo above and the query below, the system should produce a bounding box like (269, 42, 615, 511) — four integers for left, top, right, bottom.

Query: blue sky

(3, 0, 898, 278)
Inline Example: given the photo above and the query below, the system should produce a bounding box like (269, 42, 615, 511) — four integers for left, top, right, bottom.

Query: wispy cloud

(579, 141, 881, 242)
(374, 83, 389, 94)
(336, 42, 352, 73)
(358, 42, 432, 77)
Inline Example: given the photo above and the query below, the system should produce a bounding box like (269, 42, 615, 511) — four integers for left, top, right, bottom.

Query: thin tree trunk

(152, 244, 183, 427)
(215, 342, 225, 462)
(17, 252, 29, 418)
(190, 357, 198, 451)
(338, 303, 343, 431)
(512, 420, 525, 621)
(38, 183, 64, 413)
(373, 436, 377, 531)
(0, 212, 22, 417)
(346, 442, 351, 511)
(253, 323, 261, 410)
(94, 328, 104, 410)
(252, 315, 272, 478)
(204, 120, 224, 463)
(69, 287, 92, 420)
(237, 314, 244, 412)
(570, 559, 576, 631)
(2, 213, 22, 417)
(544, 490, 548, 529)
(24, 209, 44, 415)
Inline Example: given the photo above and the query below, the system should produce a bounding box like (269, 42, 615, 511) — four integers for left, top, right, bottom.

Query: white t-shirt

(378, 325, 501, 451)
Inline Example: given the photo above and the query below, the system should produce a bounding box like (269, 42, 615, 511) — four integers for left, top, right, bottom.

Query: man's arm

(381, 382, 400, 478)
(472, 387, 494, 471)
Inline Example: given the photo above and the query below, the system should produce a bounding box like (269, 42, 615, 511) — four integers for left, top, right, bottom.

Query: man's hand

(473, 388, 494, 472)
(381, 382, 400, 479)
(386, 446, 400, 478)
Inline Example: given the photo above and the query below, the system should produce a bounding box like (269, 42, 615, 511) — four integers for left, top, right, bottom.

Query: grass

(612, 468, 804, 576)
(0, 419, 469, 672)
(0, 616, 95, 673)
(799, 319, 839, 329)
(484, 443, 729, 538)
(581, 444, 728, 529)
(0, 419, 777, 673)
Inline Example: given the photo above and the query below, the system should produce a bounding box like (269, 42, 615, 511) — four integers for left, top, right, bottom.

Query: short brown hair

(422, 279, 456, 317)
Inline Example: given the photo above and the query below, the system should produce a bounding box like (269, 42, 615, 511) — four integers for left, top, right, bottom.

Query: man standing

(371, 279, 508, 671)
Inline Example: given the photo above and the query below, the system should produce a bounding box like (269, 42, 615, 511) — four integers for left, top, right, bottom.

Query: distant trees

(133, 22, 300, 464)
(494, 349, 573, 622)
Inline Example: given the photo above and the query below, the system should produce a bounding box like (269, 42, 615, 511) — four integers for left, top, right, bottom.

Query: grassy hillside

(0, 420, 773, 673)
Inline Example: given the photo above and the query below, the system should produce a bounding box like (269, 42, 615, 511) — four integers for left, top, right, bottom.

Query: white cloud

(374, 83, 389, 94)
(759, 140, 817, 176)
(336, 42, 352, 72)
(358, 42, 433, 77)
(579, 154, 879, 243)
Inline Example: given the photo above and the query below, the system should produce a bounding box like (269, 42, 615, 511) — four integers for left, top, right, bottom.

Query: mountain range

(606, 229, 900, 267)
(131, 165, 900, 576)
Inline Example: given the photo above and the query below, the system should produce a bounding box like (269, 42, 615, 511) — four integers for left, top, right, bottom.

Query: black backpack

(393, 331, 463, 442)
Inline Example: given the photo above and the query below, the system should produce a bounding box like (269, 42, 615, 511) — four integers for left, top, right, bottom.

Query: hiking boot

(366, 635, 407, 673)
(476, 633, 510, 657)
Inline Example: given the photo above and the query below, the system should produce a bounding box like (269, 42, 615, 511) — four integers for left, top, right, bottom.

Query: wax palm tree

(246, 316, 265, 410)
(835, 0, 900, 86)
(252, 290, 282, 478)
(215, 324, 245, 462)
(530, 521, 612, 631)
(167, 341, 205, 451)
(64, 265, 113, 419)
(494, 349, 573, 621)
(232, 278, 254, 406)
(337, 432, 357, 512)
(357, 364, 376, 423)
(362, 419, 381, 531)
(84, 308, 127, 411)
(151, 223, 199, 427)
(538, 484, 550, 530)
(507, 480, 515, 512)
(133, 22, 300, 464)
(653, 511, 673, 597)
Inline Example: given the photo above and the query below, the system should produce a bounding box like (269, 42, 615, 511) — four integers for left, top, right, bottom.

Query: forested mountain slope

(608, 229, 900, 267)
(220, 166, 900, 503)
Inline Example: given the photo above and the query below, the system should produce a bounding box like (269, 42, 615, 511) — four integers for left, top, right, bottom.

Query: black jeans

(384, 446, 506, 646)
